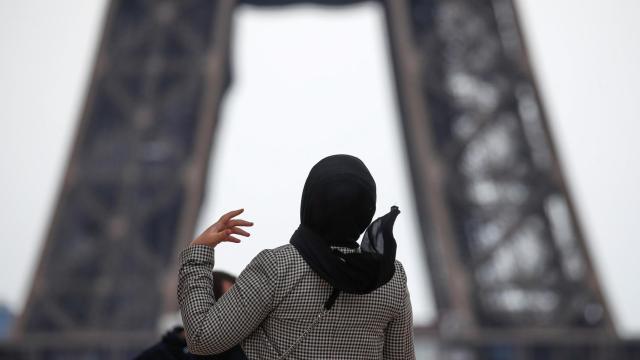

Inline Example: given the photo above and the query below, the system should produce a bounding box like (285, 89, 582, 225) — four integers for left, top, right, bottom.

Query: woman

(178, 155, 415, 359)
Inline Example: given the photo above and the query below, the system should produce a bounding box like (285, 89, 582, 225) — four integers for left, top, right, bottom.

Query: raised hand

(191, 208, 253, 248)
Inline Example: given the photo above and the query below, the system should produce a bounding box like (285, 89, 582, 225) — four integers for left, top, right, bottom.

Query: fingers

(194, 229, 228, 246)
(210, 229, 243, 245)
(229, 226, 250, 237)
(227, 219, 253, 228)
(211, 229, 243, 244)
(219, 208, 244, 223)
(192, 209, 253, 247)
(224, 235, 242, 243)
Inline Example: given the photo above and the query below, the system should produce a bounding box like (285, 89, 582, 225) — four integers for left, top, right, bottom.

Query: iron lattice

(14, 0, 617, 358)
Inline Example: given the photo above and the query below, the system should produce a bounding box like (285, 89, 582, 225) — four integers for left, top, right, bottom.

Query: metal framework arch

(12, 0, 617, 358)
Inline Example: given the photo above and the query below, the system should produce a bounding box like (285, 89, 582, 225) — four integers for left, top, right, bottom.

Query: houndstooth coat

(178, 244, 415, 359)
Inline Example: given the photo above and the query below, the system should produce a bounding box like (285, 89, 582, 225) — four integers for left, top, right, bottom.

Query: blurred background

(0, 0, 639, 358)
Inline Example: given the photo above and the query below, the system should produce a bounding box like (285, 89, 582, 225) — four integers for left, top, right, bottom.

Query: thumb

(194, 229, 230, 247)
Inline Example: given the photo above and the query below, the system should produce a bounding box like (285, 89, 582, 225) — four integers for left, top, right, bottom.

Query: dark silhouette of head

(212, 271, 236, 300)
(300, 154, 376, 245)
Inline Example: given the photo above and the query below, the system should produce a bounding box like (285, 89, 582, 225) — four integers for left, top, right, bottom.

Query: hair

(212, 270, 237, 300)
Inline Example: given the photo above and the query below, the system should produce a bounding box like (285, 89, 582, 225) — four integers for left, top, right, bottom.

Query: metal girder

(15, 0, 235, 358)
(14, 0, 619, 358)
(384, 0, 614, 336)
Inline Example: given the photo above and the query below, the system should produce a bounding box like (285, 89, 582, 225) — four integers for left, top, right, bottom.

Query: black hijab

(290, 155, 400, 294)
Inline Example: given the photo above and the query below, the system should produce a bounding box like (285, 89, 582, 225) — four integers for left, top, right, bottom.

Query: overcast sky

(0, 0, 639, 336)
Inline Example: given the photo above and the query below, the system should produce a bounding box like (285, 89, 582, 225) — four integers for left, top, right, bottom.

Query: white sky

(0, 0, 639, 336)
(196, 5, 433, 325)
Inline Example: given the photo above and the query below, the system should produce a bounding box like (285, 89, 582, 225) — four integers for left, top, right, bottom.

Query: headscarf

(290, 154, 400, 294)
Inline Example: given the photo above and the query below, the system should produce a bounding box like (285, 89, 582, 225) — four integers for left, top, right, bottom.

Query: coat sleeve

(177, 245, 279, 355)
(383, 262, 416, 359)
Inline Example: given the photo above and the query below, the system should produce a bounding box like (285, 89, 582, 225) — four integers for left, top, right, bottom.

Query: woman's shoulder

(251, 244, 299, 261)
(270, 243, 298, 254)
(260, 243, 303, 263)
(393, 260, 407, 280)
(390, 260, 408, 292)
(253, 244, 308, 275)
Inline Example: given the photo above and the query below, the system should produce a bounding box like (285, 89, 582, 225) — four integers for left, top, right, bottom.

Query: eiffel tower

(10, 0, 628, 358)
